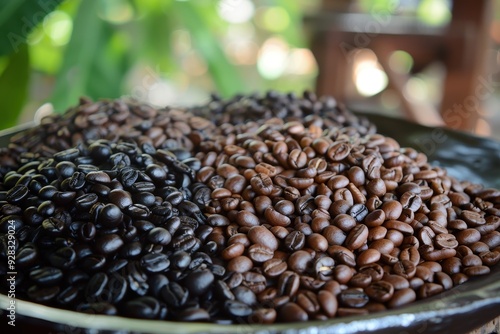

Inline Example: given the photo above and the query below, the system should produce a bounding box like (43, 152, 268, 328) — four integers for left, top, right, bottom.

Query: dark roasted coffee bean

(225, 300, 253, 317)
(94, 234, 124, 255)
(123, 296, 160, 319)
(48, 247, 76, 268)
(6, 184, 29, 203)
(27, 285, 60, 303)
(141, 253, 170, 273)
(29, 267, 63, 286)
(285, 230, 305, 251)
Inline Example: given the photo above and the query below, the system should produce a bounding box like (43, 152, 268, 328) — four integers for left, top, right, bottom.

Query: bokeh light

(352, 49, 388, 97)
(256, 7, 290, 32)
(416, 0, 451, 26)
(217, 0, 255, 24)
(43, 11, 73, 46)
(257, 37, 289, 79)
(389, 50, 414, 74)
(97, 0, 134, 24)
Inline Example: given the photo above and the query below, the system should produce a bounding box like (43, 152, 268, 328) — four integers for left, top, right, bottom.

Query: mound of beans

(190, 90, 376, 136)
(0, 97, 214, 173)
(0, 91, 499, 324)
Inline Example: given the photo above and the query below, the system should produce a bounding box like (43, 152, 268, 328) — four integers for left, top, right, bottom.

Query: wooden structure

(307, 0, 492, 132)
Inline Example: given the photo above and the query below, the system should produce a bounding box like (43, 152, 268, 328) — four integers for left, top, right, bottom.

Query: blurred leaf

(51, 0, 105, 112)
(174, 1, 245, 97)
(0, 45, 30, 129)
(86, 24, 128, 99)
(0, 0, 64, 56)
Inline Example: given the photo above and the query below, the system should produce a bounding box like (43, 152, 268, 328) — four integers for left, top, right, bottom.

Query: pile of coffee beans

(0, 91, 499, 325)
(190, 91, 376, 136)
(2, 97, 214, 166)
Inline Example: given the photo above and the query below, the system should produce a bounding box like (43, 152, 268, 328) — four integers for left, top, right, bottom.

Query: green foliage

(0, 0, 317, 130)
(0, 45, 30, 129)
(174, 1, 245, 97)
(0, 0, 64, 56)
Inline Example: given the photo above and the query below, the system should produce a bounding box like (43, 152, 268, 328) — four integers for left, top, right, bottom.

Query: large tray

(1, 113, 499, 334)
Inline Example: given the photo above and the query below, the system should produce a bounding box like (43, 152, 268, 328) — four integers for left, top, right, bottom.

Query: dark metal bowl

(1, 113, 499, 334)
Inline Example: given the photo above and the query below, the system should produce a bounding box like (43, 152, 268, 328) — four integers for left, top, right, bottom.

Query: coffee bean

(279, 302, 308, 322)
(285, 230, 306, 251)
(339, 289, 369, 308)
(248, 226, 278, 251)
(248, 244, 274, 262)
(29, 267, 63, 286)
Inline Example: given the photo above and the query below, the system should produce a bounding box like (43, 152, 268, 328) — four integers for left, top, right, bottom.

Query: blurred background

(0, 0, 499, 138)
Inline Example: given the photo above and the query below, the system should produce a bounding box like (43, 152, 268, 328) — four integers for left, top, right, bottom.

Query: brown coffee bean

(264, 207, 291, 227)
(288, 250, 312, 273)
(387, 288, 416, 308)
(278, 271, 300, 296)
(415, 265, 433, 282)
(296, 291, 320, 315)
(364, 209, 386, 227)
(278, 302, 308, 322)
(357, 249, 381, 266)
(452, 273, 469, 285)
(418, 226, 435, 246)
(250, 173, 273, 195)
(345, 224, 368, 250)
(365, 281, 394, 302)
(393, 260, 416, 279)
(248, 244, 274, 262)
(339, 288, 369, 308)
(435, 233, 459, 249)
(382, 200, 403, 220)
(228, 233, 250, 247)
(327, 142, 350, 161)
(465, 241, 490, 254)
(481, 231, 500, 248)
(369, 239, 394, 255)
(349, 273, 372, 288)
(250, 308, 277, 324)
(333, 264, 354, 284)
(461, 210, 486, 227)
(236, 210, 260, 227)
(418, 282, 443, 299)
(456, 229, 481, 245)
(366, 178, 386, 197)
(386, 230, 404, 247)
(461, 254, 482, 267)
(479, 250, 500, 266)
(434, 272, 453, 290)
(322, 225, 347, 246)
(463, 265, 490, 276)
(263, 258, 287, 277)
(399, 247, 420, 265)
(270, 226, 289, 239)
(421, 247, 456, 261)
(442, 257, 462, 275)
(248, 226, 278, 251)
(227, 256, 253, 273)
(383, 274, 410, 290)
(328, 175, 350, 190)
(317, 290, 338, 318)
(255, 163, 278, 176)
(221, 243, 245, 260)
(285, 230, 306, 251)
(368, 226, 388, 241)
(383, 220, 413, 235)
(307, 233, 328, 252)
(332, 214, 357, 232)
